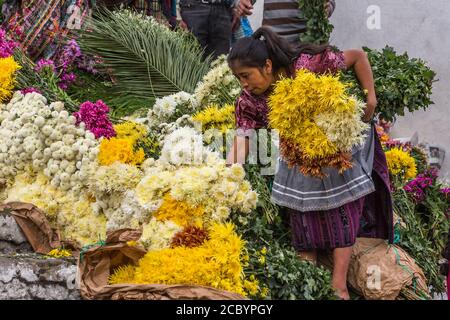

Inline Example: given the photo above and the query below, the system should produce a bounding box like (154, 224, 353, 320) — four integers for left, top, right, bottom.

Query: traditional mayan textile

(2, 0, 93, 60)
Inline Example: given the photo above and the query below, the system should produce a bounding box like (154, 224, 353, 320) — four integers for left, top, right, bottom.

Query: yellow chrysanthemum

(268, 69, 366, 160)
(192, 103, 235, 133)
(154, 194, 205, 227)
(109, 265, 136, 285)
(113, 121, 148, 144)
(0, 56, 21, 102)
(385, 148, 417, 181)
(98, 137, 145, 166)
(111, 222, 247, 295)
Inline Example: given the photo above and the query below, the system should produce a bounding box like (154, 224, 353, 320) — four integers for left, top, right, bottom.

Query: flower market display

(268, 69, 369, 177)
(0, 6, 448, 301)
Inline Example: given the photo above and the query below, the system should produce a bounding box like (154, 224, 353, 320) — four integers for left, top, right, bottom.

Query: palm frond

(78, 8, 212, 110)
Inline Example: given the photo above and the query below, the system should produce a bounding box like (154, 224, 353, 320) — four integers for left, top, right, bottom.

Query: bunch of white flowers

(135, 150, 257, 225)
(147, 91, 196, 130)
(159, 126, 215, 166)
(193, 55, 241, 109)
(139, 217, 182, 251)
(88, 163, 152, 231)
(0, 92, 99, 191)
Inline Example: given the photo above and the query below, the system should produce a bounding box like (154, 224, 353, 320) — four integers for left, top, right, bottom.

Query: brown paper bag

(0, 202, 80, 255)
(78, 229, 246, 300)
(318, 238, 430, 300)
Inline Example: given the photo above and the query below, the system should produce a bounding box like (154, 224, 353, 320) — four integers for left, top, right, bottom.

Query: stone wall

(0, 213, 80, 300)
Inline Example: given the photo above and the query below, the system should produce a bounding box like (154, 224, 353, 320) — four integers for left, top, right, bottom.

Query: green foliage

(393, 186, 449, 294)
(298, 0, 334, 44)
(341, 46, 436, 122)
(78, 8, 212, 113)
(233, 165, 335, 300)
(13, 49, 79, 112)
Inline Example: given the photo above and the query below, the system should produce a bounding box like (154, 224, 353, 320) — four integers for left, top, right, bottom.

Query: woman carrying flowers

(226, 27, 394, 300)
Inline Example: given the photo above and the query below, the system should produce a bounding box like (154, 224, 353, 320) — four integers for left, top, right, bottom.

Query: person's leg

(179, 0, 210, 54)
(332, 246, 353, 300)
(208, 4, 232, 59)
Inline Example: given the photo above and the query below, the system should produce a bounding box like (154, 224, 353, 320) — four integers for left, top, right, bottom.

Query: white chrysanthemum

(89, 162, 143, 194)
(0, 91, 100, 191)
(139, 217, 182, 251)
(314, 97, 369, 152)
(147, 91, 195, 130)
(192, 55, 240, 109)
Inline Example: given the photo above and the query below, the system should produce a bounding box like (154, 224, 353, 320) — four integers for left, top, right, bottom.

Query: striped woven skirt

(286, 131, 394, 251)
(288, 196, 365, 251)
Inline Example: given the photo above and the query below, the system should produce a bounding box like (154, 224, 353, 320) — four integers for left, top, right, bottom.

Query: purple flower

(73, 100, 116, 139)
(403, 169, 438, 203)
(20, 87, 42, 95)
(34, 59, 56, 73)
(58, 72, 77, 91)
(57, 39, 82, 71)
(0, 29, 19, 58)
(440, 188, 450, 197)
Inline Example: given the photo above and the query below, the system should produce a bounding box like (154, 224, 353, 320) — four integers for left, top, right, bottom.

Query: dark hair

(228, 26, 332, 73)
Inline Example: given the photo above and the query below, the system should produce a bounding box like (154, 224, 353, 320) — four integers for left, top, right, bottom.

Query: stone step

(0, 253, 80, 300)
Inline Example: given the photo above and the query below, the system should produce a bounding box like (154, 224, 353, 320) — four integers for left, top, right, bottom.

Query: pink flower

(73, 100, 116, 139)
(20, 87, 42, 95)
(34, 59, 56, 73)
(0, 29, 18, 58)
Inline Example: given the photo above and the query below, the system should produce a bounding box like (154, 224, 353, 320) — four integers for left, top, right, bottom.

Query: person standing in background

(179, 0, 240, 59)
(236, 0, 335, 47)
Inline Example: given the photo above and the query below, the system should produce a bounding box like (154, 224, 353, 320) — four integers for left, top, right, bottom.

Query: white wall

(247, 0, 450, 180)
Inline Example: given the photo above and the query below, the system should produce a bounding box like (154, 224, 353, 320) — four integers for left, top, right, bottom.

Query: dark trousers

(180, 0, 232, 59)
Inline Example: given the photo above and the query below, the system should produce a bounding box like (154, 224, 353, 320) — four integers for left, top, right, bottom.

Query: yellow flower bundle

(98, 121, 150, 166)
(98, 137, 145, 166)
(113, 121, 148, 143)
(109, 222, 249, 296)
(153, 194, 205, 227)
(385, 147, 417, 182)
(268, 69, 369, 178)
(0, 56, 21, 102)
(192, 103, 236, 133)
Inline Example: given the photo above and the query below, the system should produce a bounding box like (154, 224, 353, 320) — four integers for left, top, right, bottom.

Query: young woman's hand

(363, 93, 377, 123)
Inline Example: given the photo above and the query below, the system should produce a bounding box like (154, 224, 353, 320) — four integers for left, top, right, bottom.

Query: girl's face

(231, 59, 275, 96)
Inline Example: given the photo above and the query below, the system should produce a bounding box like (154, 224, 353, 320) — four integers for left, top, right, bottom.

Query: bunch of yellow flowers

(0, 56, 20, 102)
(98, 121, 149, 166)
(385, 147, 417, 182)
(110, 223, 250, 296)
(268, 69, 369, 177)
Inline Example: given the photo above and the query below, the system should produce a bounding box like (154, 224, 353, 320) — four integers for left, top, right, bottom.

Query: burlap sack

(318, 237, 430, 300)
(78, 229, 247, 300)
(0, 202, 80, 255)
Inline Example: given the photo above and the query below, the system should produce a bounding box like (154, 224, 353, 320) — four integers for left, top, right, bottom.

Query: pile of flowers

(5, 171, 106, 244)
(0, 92, 99, 191)
(268, 69, 369, 177)
(133, 129, 257, 249)
(110, 222, 258, 296)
